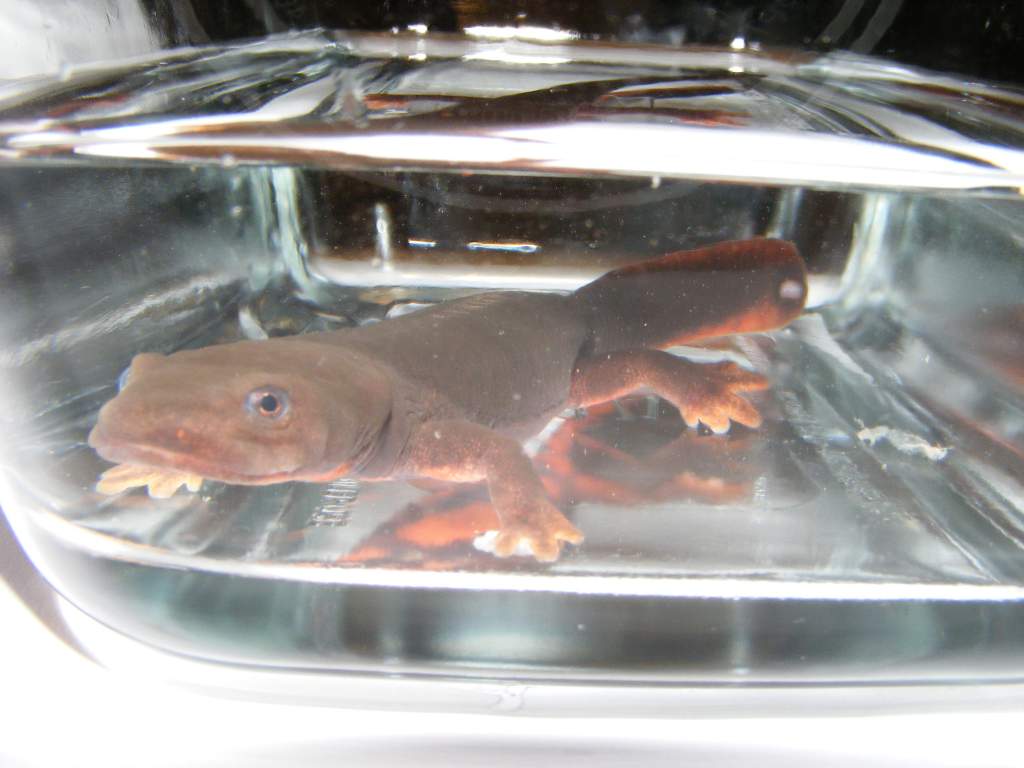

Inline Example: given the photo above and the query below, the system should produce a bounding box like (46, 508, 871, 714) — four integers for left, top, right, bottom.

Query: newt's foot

(672, 361, 769, 434)
(493, 500, 583, 562)
(96, 463, 203, 498)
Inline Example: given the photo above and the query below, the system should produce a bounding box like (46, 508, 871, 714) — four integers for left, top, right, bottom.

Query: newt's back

(336, 291, 589, 431)
(326, 239, 805, 432)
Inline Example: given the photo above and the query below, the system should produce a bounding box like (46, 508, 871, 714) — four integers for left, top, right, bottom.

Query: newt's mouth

(88, 427, 301, 490)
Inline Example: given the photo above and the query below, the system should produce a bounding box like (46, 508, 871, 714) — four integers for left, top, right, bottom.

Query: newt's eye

(246, 387, 290, 420)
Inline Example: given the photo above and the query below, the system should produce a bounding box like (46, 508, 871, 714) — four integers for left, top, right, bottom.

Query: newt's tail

(570, 238, 807, 356)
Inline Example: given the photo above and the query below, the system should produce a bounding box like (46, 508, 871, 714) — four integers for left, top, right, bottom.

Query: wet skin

(89, 238, 807, 562)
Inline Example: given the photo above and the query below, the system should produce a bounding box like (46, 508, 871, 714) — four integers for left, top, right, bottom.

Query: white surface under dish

(2, 562, 1024, 768)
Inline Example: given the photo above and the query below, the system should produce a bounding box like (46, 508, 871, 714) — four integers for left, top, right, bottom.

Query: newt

(88, 238, 807, 562)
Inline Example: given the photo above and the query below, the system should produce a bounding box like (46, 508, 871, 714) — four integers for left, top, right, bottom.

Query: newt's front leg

(399, 420, 584, 562)
(571, 349, 769, 433)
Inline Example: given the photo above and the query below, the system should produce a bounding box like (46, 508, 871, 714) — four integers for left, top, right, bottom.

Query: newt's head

(88, 339, 392, 492)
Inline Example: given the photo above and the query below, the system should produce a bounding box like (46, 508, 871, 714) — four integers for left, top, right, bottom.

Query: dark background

(153, 0, 1024, 86)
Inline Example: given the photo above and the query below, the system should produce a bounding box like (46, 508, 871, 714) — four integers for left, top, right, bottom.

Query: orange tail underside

(571, 238, 806, 354)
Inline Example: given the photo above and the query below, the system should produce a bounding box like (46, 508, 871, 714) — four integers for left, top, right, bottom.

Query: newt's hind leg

(570, 349, 769, 434)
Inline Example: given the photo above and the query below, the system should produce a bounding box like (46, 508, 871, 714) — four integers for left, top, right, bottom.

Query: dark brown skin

(89, 238, 807, 561)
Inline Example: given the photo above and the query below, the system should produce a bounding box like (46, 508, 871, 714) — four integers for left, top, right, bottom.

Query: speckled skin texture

(90, 239, 807, 561)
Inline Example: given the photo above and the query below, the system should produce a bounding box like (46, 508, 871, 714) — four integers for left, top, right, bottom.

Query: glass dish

(1, 31, 1023, 698)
